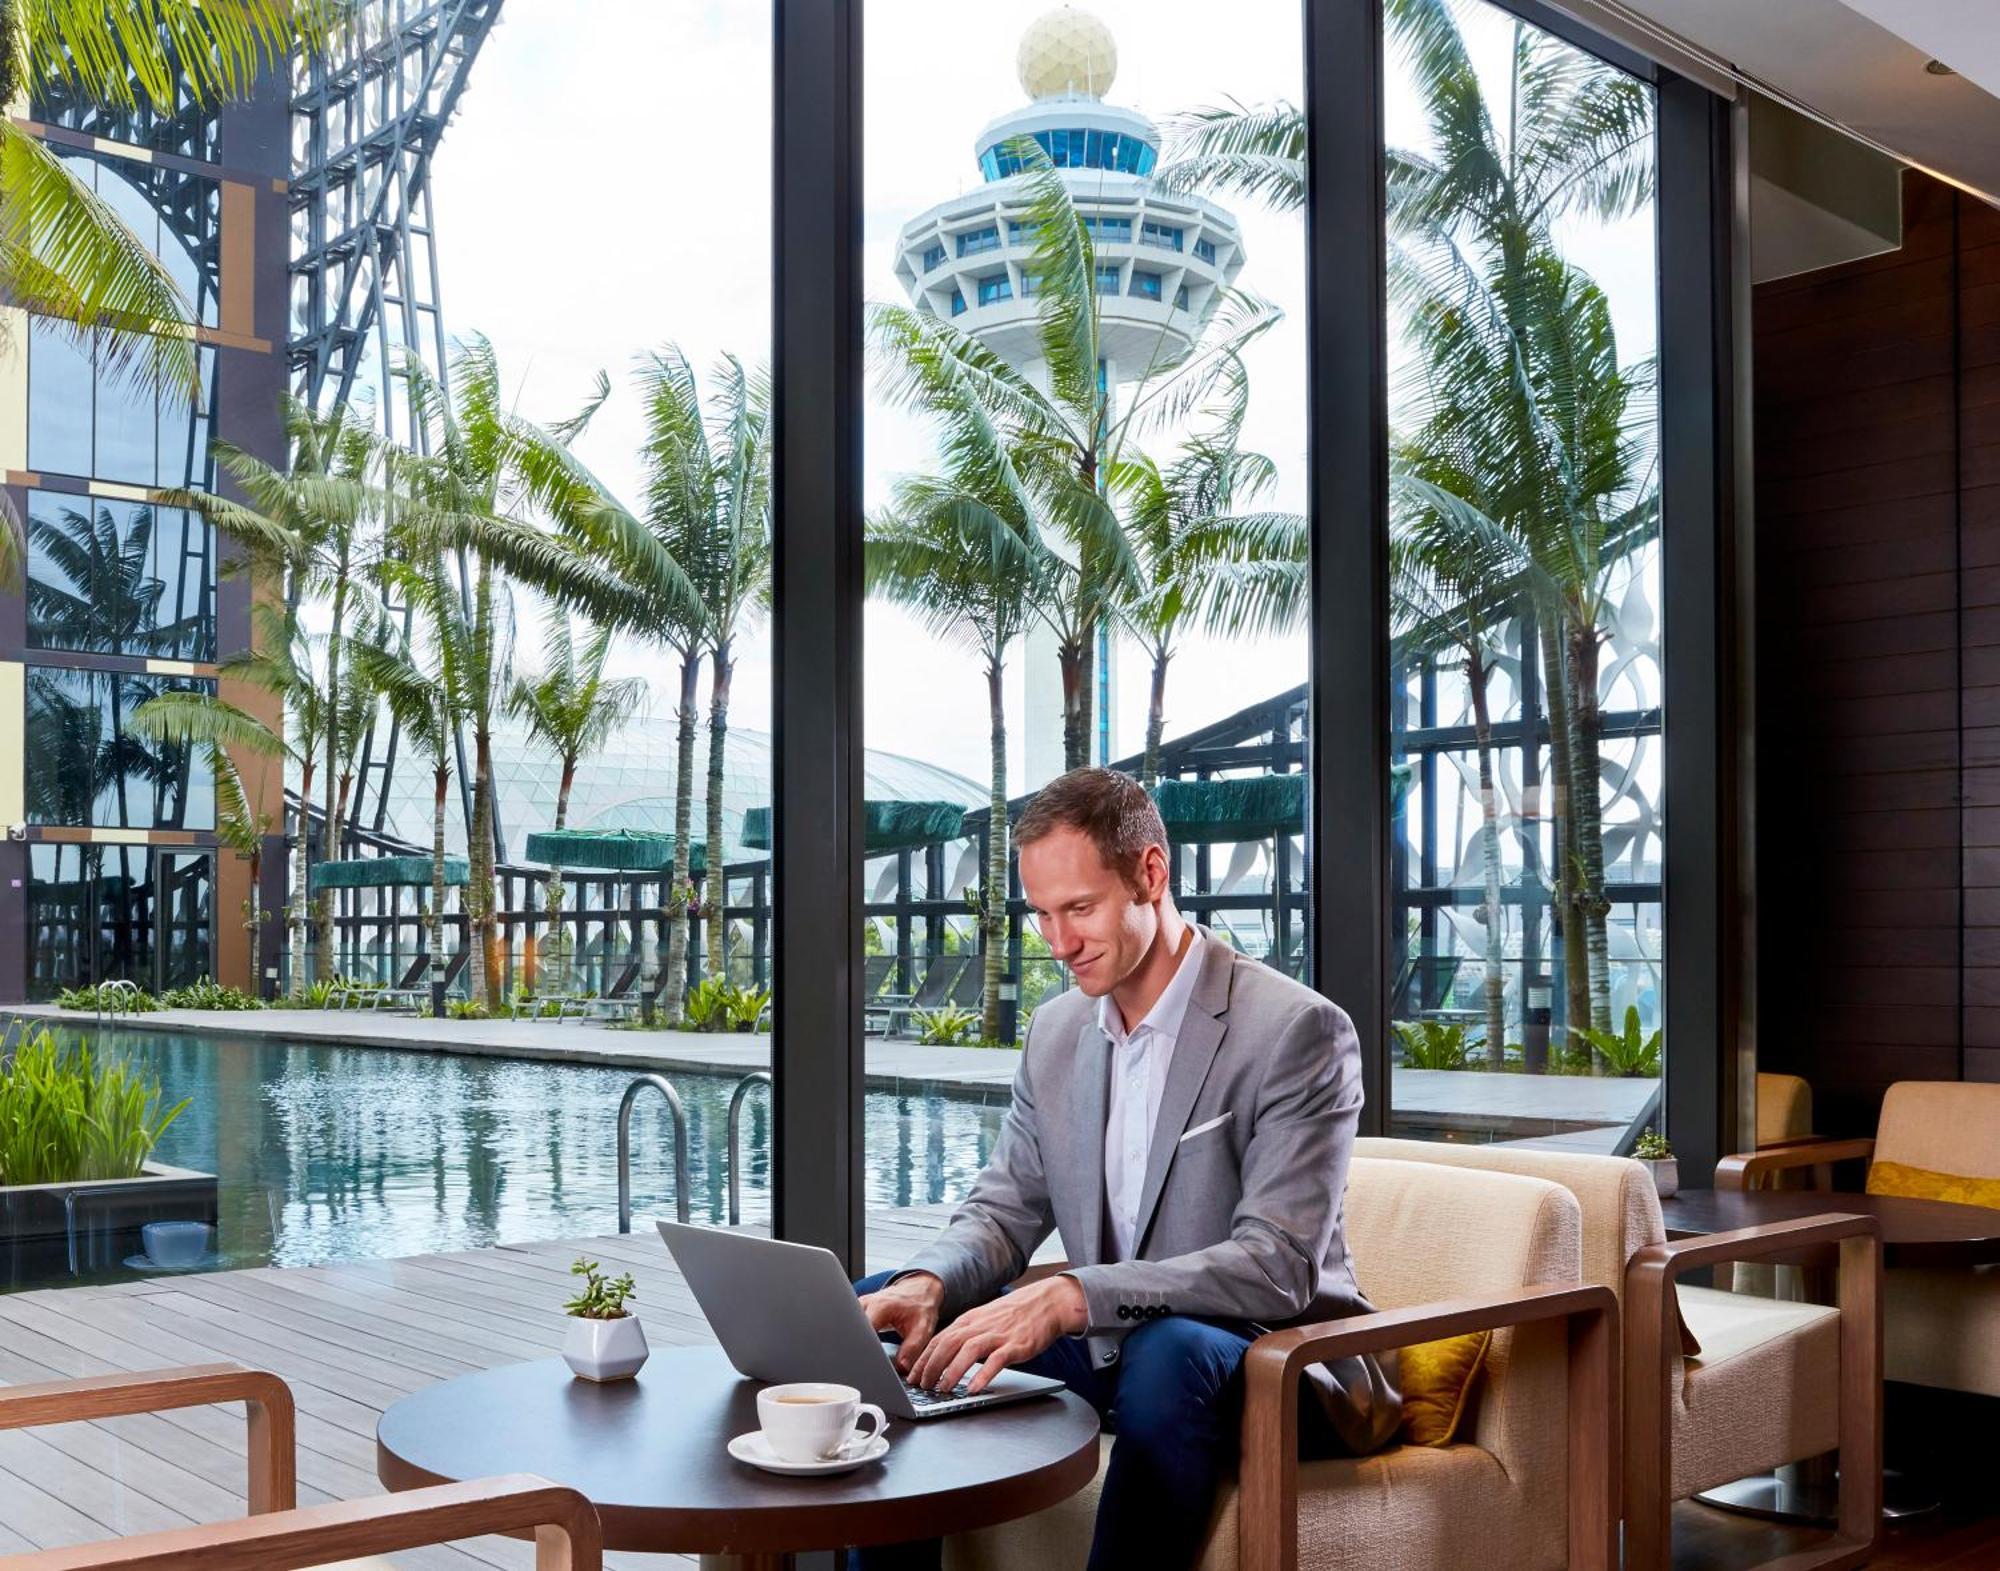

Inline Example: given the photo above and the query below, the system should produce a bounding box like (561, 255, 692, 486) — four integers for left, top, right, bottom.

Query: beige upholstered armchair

(1354, 1138, 1881, 1571)
(1719, 1079, 2000, 1402)
(948, 1156, 1619, 1571)
(0, 1364, 600, 1571)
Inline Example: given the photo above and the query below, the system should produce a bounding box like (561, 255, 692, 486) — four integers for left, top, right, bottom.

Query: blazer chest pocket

(1171, 1111, 1238, 1174)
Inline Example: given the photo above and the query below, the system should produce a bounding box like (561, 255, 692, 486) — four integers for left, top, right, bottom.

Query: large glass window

(24, 667, 216, 830)
(25, 845, 214, 999)
(27, 316, 216, 487)
(864, 0, 1311, 1244)
(26, 491, 216, 659)
(1383, 0, 1662, 1150)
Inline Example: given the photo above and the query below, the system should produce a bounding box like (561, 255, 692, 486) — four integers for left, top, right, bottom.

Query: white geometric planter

(1642, 1157, 1679, 1200)
(562, 1314, 649, 1382)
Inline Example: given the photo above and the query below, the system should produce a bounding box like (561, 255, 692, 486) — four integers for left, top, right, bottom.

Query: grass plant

(0, 1030, 189, 1186)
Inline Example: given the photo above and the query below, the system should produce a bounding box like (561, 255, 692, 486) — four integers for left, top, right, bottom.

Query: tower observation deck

(892, 5, 1247, 782)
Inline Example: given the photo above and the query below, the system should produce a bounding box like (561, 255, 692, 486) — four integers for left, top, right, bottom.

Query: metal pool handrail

(616, 1074, 689, 1232)
(726, 1071, 772, 1226)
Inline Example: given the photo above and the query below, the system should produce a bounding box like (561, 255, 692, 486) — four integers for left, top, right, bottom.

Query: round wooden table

(1660, 1187, 2000, 1268)
(376, 1347, 1102, 1569)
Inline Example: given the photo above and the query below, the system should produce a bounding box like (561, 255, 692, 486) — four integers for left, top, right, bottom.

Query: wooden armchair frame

(1238, 1283, 1619, 1571)
(1623, 1214, 1881, 1571)
(0, 1364, 601, 1571)
(1715, 1138, 1877, 1194)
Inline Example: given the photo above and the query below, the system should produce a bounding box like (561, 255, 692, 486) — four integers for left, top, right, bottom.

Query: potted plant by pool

(1632, 1128, 1678, 1198)
(562, 1257, 647, 1381)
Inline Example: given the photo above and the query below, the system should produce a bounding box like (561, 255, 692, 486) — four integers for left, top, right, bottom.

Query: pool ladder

(614, 1070, 772, 1232)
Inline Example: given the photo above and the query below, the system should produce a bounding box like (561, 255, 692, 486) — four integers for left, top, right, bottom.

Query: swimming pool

(2, 1025, 1007, 1285)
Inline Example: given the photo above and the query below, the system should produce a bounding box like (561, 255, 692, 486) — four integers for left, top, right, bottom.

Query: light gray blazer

(899, 929, 1401, 1451)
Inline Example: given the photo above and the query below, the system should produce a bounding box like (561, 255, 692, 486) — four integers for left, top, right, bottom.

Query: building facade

(892, 5, 1245, 787)
(0, 71, 291, 1001)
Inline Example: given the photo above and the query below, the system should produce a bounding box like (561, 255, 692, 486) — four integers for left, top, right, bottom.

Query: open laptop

(657, 1220, 1065, 1420)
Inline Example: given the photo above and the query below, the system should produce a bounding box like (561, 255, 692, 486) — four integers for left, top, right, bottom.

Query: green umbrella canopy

(521, 828, 705, 877)
(310, 856, 468, 893)
(739, 800, 968, 856)
(1149, 768, 1413, 844)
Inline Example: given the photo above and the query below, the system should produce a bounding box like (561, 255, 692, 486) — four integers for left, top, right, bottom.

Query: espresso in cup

(756, 1381, 887, 1462)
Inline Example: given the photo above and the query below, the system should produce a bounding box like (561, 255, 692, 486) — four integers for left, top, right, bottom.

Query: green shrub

(1391, 1019, 1477, 1070)
(53, 983, 159, 1014)
(1569, 1007, 1661, 1078)
(446, 998, 489, 1021)
(726, 984, 771, 1033)
(158, 979, 263, 1011)
(915, 1005, 978, 1047)
(0, 1030, 189, 1185)
(683, 977, 734, 1032)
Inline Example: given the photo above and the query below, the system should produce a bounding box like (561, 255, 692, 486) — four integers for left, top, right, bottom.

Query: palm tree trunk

(430, 764, 448, 1018)
(247, 847, 263, 995)
(471, 726, 498, 1009)
(662, 647, 702, 1025)
(547, 757, 573, 988)
(1058, 634, 1090, 774)
(1566, 614, 1613, 1035)
(1467, 645, 1506, 1068)
(703, 637, 735, 987)
(330, 771, 353, 977)
(983, 656, 1008, 1045)
(1142, 647, 1169, 788)
(315, 575, 348, 986)
(290, 759, 315, 997)
(1538, 616, 1589, 1050)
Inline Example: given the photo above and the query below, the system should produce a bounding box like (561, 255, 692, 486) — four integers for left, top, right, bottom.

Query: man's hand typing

(909, 1273, 1088, 1396)
(858, 1271, 946, 1375)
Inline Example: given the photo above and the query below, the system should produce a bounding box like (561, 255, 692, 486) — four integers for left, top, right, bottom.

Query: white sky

(427, 0, 1657, 789)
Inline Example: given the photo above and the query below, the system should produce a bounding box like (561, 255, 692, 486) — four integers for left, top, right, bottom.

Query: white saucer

(727, 1429, 890, 1476)
(122, 1252, 225, 1274)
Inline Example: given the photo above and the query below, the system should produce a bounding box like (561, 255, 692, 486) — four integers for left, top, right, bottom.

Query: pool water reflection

(18, 1028, 1006, 1281)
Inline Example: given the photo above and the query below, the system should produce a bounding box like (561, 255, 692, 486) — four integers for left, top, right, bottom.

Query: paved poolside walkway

(7, 1007, 1653, 1144)
(6, 1005, 1024, 1097)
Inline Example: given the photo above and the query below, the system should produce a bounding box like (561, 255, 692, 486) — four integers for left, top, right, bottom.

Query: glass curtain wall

(1381, 0, 1664, 1150)
(859, 0, 1312, 1259)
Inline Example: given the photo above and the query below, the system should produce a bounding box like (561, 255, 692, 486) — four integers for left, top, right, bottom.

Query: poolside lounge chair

(948, 957, 988, 1010)
(881, 953, 971, 1035)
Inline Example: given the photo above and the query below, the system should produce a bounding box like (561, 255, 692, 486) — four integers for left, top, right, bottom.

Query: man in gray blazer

(853, 768, 1398, 1571)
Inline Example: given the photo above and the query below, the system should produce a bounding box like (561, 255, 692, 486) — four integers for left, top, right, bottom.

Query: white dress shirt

(1097, 928, 1204, 1262)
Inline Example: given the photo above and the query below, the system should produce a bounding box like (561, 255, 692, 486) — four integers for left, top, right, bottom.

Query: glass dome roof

(370, 715, 985, 867)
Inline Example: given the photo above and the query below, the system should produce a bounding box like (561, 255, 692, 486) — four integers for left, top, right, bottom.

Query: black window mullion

(771, 0, 867, 1268)
(1305, 0, 1393, 1130)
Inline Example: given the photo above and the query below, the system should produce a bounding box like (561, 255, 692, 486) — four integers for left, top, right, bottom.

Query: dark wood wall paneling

(1755, 171, 2000, 1133)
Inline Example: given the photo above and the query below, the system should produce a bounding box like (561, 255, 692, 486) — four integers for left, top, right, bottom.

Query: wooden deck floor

(0, 1211, 1993, 1570)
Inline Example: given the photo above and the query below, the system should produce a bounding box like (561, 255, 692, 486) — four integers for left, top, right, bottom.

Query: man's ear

(1138, 841, 1171, 902)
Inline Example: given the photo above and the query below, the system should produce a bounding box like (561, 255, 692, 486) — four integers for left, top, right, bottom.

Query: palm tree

(1, 3, 335, 455)
(872, 147, 1278, 771)
(353, 556, 477, 1017)
(693, 356, 772, 985)
(868, 475, 1045, 1044)
(127, 689, 289, 978)
(509, 610, 647, 978)
(1164, 0, 1657, 1039)
(212, 602, 329, 995)
(168, 395, 389, 986)
(1108, 361, 1302, 785)
(396, 335, 622, 1010)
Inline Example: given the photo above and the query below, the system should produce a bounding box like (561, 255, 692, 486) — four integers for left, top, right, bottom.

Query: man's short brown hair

(1015, 767, 1168, 895)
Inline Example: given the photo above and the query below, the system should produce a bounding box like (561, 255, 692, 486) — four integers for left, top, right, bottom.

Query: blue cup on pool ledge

(141, 1221, 212, 1268)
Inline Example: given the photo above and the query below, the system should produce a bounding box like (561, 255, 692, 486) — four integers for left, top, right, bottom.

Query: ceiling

(1554, 0, 2000, 205)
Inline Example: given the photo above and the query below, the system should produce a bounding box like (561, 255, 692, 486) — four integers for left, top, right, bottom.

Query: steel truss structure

(287, 0, 503, 844)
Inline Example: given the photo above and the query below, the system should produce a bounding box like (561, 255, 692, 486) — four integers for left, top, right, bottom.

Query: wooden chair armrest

(3, 1475, 601, 1571)
(1622, 1214, 1882, 1568)
(1714, 1137, 1875, 1192)
(0, 1365, 296, 1513)
(1237, 1284, 1618, 1571)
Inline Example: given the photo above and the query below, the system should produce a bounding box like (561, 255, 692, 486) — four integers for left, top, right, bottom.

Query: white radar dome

(1017, 6, 1118, 101)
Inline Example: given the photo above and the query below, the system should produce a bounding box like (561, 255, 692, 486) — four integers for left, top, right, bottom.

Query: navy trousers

(847, 1269, 1254, 1571)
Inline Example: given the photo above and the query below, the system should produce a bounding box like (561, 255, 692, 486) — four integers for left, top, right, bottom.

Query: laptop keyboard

(903, 1376, 976, 1408)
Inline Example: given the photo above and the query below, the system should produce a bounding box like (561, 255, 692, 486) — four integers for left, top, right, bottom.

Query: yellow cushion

(1865, 1159, 2000, 1209)
(1396, 1330, 1491, 1447)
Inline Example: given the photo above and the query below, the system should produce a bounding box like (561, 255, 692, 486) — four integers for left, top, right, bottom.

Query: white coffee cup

(755, 1381, 887, 1463)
